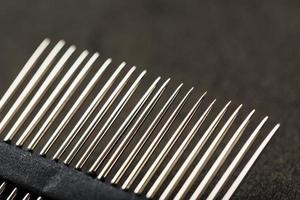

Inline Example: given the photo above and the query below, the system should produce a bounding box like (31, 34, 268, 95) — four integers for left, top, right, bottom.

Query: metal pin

(22, 193, 30, 200)
(0, 182, 6, 195)
(162, 101, 231, 199)
(27, 53, 98, 150)
(111, 84, 183, 185)
(222, 124, 280, 200)
(6, 188, 17, 200)
(0, 40, 65, 135)
(174, 104, 242, 200)
(96, 78, 171, 179)
(122, 88, 193, 190)
(75, 76, 159, 170)
(0, 39, 50, 112)
(189, 110, 255, 199)
(39, 57, 110, 155)
(170, 105, 242, 198)
(208, 117, 268, 200)
(15, 48, 83, 146)
(64, 70, 146, 166)
(4, 45, 75, 141)
(53, 63, 128, 160)
(36, 197, 42, 200)
(147, 99, 216, 198)
(134, 92, 206, 194)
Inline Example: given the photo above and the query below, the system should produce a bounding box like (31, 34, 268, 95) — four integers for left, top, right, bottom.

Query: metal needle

(222, 124, 280, 200)
(207, 117, 268, 200)
(134, 92, 206, 194)
(75, 76, 159, 170)
(15, 47, 83, 146)
(27, 53, 97, 150)
(39, 57, 110, 155)
(4, 45, 75, 141)
(22, 193, 30, 200)
(0, 182, 6, 195)
(64, 70, 146, 165)
(171, 105, 244, 198)
(162, 102, 231, 199)
(111, 83, 183, 185)
(7, 188, 17, 200)
(189, 110, 255, 199)
(0, 40, 65, 135)
(96, 78, 170, 179)
(122, 88, 193, 190)
(53, 63, 128, 160)
(0, 39, 50, 113)
(147, 99, 216, 198)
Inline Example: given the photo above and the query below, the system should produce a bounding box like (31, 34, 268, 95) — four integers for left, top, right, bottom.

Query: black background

(0, 1, 299, 199)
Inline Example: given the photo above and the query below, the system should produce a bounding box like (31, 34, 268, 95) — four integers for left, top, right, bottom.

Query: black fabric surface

(0, 1, 299, 199)
(0, 142, 145, 200)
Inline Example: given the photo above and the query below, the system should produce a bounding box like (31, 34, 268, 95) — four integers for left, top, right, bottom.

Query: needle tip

(69, 45, 76, 50)
(43, 38, 51, 43)
(58, 40, 66, 45)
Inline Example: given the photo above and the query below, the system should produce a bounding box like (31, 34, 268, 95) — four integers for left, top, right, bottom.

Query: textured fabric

(0, 142, 144, 200)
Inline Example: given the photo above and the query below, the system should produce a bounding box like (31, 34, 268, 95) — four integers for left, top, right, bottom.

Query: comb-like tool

(75, 74, 159, 170)
(39, 57, 110, 155)
(4, 45, 75, 141)
(111, 83, 183, 184)
(27, 53, 99, 150)
(93, 78, 170, 177)
(134, 91, 206, 194)
(146, 99, 216, 198)
(16, 50, 89, 146)
(63, 69, 146, 165)
(53, 62, 130, 160)
(122, 88, 194, 190)
(0, 39, 280, 200)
